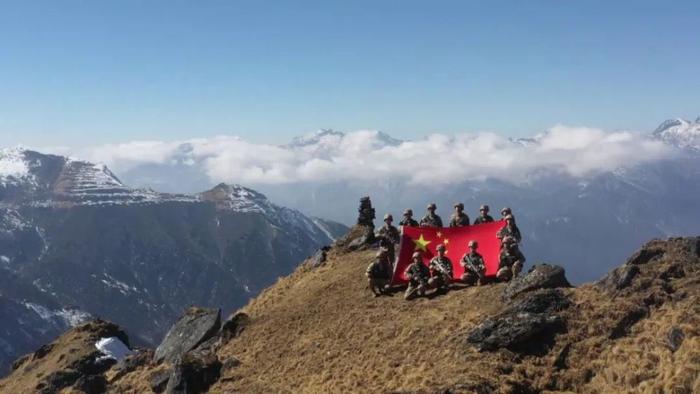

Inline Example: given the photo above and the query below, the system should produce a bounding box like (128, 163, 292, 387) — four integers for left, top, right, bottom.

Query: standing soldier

(404, 252, 430, 300)
(500, 207, 513, 220)
(497, 214, 522, 245)
(428, 244, 453, 293)
(399, 209, 419, 227)
(376, 214, 400, 264)
(460, 240, 486, 286)
(366, 250, 392, 296)
(496, 236, 526, 282)
(449, 203, 470, 227)
(420, 203, 443, 228)
(473, 204, 495, 225)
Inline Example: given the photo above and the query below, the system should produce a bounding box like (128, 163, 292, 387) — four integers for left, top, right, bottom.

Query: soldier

(449, 203, 470, 227)
(497, 214, 522, 245)
(428, 244, 453, 293)
(376, 213, 400, 263)
(473, 204, 495, 225)
(404, 252, 430, 300)
(500, 207, 512, 219)
(399, 209, 419, 228)
(366, 250, 392, 296)
(460, 240, 486, 286)
(420, 203, 443, 228)
(496, 236, 525, 282)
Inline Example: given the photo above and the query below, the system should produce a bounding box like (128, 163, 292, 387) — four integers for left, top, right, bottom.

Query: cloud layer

(55, 126, 672, 187)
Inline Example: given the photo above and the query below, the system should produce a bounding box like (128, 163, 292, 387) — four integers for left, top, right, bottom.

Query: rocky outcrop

(502, 264, 571, 301)
(467, 289, 571, 352)
(154, 308, 221, 364)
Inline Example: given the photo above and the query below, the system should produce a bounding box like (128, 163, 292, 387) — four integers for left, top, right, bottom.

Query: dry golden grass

(6, 237, 699, 394)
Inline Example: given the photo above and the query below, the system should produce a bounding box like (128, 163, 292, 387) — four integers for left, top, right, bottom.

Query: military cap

(403, 209, 413, 216)
(427, 203, 437, 210)
(504, 214, 514, 221)
(480, 204, 489, 211)
(412, 251, 422, 259)
(501, 207, 512, 215)
(436, 244, 446, 251)
(384, 213, 393, 221)
(468, 240, 478, 248)
(454, 202, 464, 209)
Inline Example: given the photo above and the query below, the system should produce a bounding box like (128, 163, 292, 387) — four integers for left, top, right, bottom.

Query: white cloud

(44, 126, 672, 187)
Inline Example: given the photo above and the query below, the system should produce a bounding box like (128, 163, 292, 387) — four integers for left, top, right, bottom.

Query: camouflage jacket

(499, 249, 526, 270)
(399, 218, 419, 227)
(473, 214, 494, 225)
(429, 256, 453, 277)
(497, 224, 522, 243)
(404, 261, 430, 282)
(376, 224, 400, 244)
(461, 252, 485, 273)
(366, 259, 391, 279)
(420, 213, 443, 228)
(449, 212, 470, 227)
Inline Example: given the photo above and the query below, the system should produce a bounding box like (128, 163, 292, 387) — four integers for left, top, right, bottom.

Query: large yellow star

(413, 234, 431, 252)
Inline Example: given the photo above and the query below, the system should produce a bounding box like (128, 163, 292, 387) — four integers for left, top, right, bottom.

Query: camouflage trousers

(496, 262, 523, 282)
(428, 274, 451, 291)
(404, 279, 428, 300)
(368, 277, 390, 296)
(461, 269, 485, 286)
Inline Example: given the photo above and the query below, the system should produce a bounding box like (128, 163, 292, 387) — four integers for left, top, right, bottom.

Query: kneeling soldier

(460, 240, 486, 286)
(404, 252, 430, 300)
(428, 244, 453, 292)
(366, 250, 392, 297)
(496, 236, 526, 282)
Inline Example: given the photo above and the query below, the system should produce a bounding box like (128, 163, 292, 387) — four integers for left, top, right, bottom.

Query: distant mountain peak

(286, 129, 403, 149)
(200, 183, 275, 213)
(652, 117, 700, 151)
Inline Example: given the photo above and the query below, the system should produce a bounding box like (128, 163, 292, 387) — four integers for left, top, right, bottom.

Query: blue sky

(0, 1, 698, 148)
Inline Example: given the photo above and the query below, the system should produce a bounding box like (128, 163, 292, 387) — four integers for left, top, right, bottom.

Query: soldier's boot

(368, 279, 381, 297)
(404, 284, 417, 300)
(496, 267, 512, 282)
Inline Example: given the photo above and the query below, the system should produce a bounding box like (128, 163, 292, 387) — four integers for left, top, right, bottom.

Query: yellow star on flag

(436, 231, 443, 238)
(413, 234, 431, 252)
(443, 238, 449, 245)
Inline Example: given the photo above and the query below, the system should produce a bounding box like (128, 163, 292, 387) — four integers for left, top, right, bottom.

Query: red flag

(391, 221, 504, 284)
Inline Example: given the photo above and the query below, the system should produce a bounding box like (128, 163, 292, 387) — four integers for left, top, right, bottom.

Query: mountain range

(0, 149, 346, 373)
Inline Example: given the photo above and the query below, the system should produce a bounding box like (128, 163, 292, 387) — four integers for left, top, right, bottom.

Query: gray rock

(164, 352, 222, 394)
(154, 307, 221, 364)
(150, 369, 171, 393)
(666, 327, 685, 352)
(220, 312, 250, 344)
(467, 289, 570, 352)
(626, 247, 665, 265)
(596, 264, 640, 292)
(502, 264, 571, 301)
(609, 306, 648, 340)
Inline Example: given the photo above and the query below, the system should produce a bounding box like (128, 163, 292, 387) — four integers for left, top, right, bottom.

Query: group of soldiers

(366, 203, 526, 300)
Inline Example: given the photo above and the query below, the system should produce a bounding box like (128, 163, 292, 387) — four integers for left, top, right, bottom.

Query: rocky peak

(652, 117, 700, 151)
(199, 183, 274, 213)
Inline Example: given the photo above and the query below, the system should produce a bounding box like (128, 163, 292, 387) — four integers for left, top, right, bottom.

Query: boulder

(467, 289, 570, 352)
(154, 307, 221, 364)
(626, 247, 664, 265)
(164, 352, 222, 394)
(596, 265, 640, 292)
(502, 264, 571, 301)
(220, 312, 250, 344)
(608, 306, 648, 340)
(150, 369, 172, 393)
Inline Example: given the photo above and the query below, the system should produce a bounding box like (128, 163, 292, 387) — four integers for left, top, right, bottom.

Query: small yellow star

(436, 231, 443, 238)
(413, 234, 431, 252)
(443, 238, 450, 245)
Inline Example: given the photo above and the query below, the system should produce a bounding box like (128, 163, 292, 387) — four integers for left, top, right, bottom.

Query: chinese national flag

(391, 221, 504, 284)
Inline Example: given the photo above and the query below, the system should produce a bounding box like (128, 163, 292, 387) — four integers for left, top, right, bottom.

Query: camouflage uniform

(428, 255, 453, 291)
(404, 260, 430, 300)
(496, 245, 525, 282)
(420, 213, 443, 228)
(449, 212, 470, 227)
(366, 254, 392, 296)
(399, 217, 419, 227)
(376, 223, 400, 263)
(460, 251, 486, 285)
(473, 214, 494, 225)
(496, 224, 522, 244)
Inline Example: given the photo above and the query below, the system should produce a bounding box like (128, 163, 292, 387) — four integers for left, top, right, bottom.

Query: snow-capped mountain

(652, 117, 700, 151)
(285, 128, 403, 149)
(0, 149, 347, 373)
